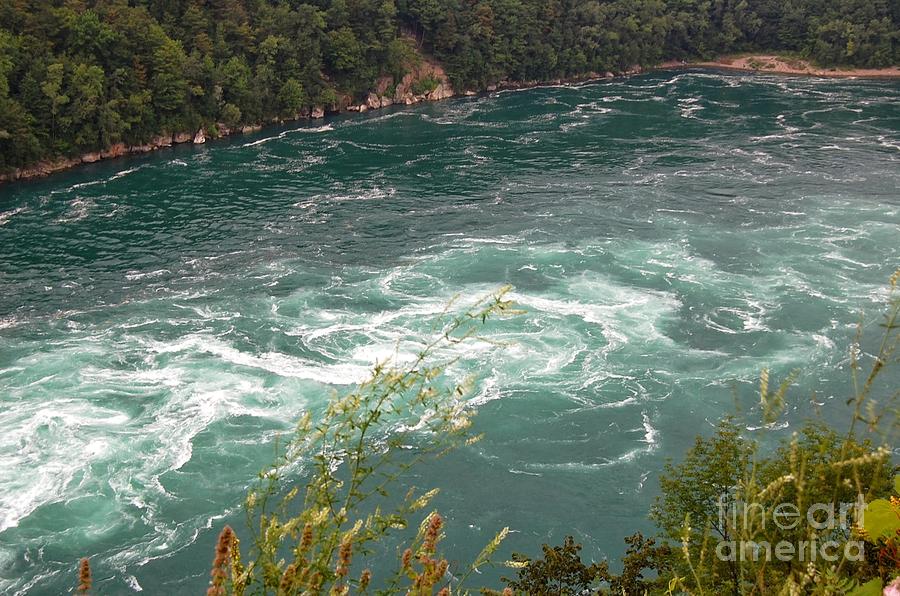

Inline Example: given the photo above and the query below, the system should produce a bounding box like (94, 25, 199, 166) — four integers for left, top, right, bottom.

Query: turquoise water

(0, 70, 898, 593)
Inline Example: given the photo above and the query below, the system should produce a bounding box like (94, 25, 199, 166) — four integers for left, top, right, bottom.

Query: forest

(0, 0, 898, 173)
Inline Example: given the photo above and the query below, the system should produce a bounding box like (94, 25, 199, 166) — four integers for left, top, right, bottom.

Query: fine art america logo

(715, 493, 867, 562)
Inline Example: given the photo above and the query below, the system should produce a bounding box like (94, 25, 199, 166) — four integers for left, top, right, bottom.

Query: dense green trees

(406, 0, 899, 90)
(0, 0, 897, 174)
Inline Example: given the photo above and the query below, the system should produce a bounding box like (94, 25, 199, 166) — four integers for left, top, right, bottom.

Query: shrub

(205, 288, 519, 595)
(411, 76, 439, 96)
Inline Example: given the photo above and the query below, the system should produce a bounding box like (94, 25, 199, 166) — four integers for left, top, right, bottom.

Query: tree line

(1, 0, 897, 173)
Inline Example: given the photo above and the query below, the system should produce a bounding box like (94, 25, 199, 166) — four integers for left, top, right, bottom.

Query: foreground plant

(500, 270, 899, 595)
(204, 287, 519, 595)
(77, 558, 91, 594)
(73, 273, 899, 593)
(657, 270, 899, 595)
(498, 533, 673, 595)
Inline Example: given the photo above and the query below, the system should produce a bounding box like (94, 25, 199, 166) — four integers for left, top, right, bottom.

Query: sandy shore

(659, 55, 900, 78)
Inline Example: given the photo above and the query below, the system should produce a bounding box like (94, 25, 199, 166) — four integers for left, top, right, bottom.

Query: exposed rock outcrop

(392, 60, 454, 106)
(193, 129, 206, 144)
(335, 94, 352, 112)
(0, 157, 81, 183)
(173, 132, 193, 144)
(311, 106, 325, 119)
(366, 92, 382, 109)
(426, 81, 453, 101)
(363, 90, 394, 109)
(101, 143, 127, 159)
(152, 135, 173, 148)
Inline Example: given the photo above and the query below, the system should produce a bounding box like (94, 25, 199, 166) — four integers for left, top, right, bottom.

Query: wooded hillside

(1, 0, 897, 172)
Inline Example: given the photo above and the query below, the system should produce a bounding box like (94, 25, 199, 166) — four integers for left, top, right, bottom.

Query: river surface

(0, 70, 898, 594)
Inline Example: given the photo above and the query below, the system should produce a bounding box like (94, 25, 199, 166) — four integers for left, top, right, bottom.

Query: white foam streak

(0, 206, 27, 226)
(146, 334, 371, 385)
(240, 124, 334, 148)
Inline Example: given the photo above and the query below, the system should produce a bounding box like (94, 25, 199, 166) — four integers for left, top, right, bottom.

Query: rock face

(392, 60, 454, 106)
(335, 94, 352, 112)
(311, 106, 325, 119)
(101, 143, 127, 159)
(240, 124, 262, 134)
(0, 157, 81, 182)
(363, 91, 393, 110)
(193, 129, 206, 144)
(173, 132, 193, 144)
(152, 135, 173, 148)
(426, 81, 453, 101)
(81, 152, 102, 163)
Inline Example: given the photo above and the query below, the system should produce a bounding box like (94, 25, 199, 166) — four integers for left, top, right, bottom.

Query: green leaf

(847, 578, 882, 596)
(863, 499, 900, 540)
(893, 474, 899, 495)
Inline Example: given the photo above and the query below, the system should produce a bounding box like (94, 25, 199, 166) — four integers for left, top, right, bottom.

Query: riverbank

(661, 54, 900, 78)
(0, 63, 622, 186)
(2, 55, 898, 186)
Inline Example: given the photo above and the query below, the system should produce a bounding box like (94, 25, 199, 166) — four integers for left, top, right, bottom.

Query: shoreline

(0, 69, 614, 187)
(660, 55, 900, 78)
(3, 55, 898, 186)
